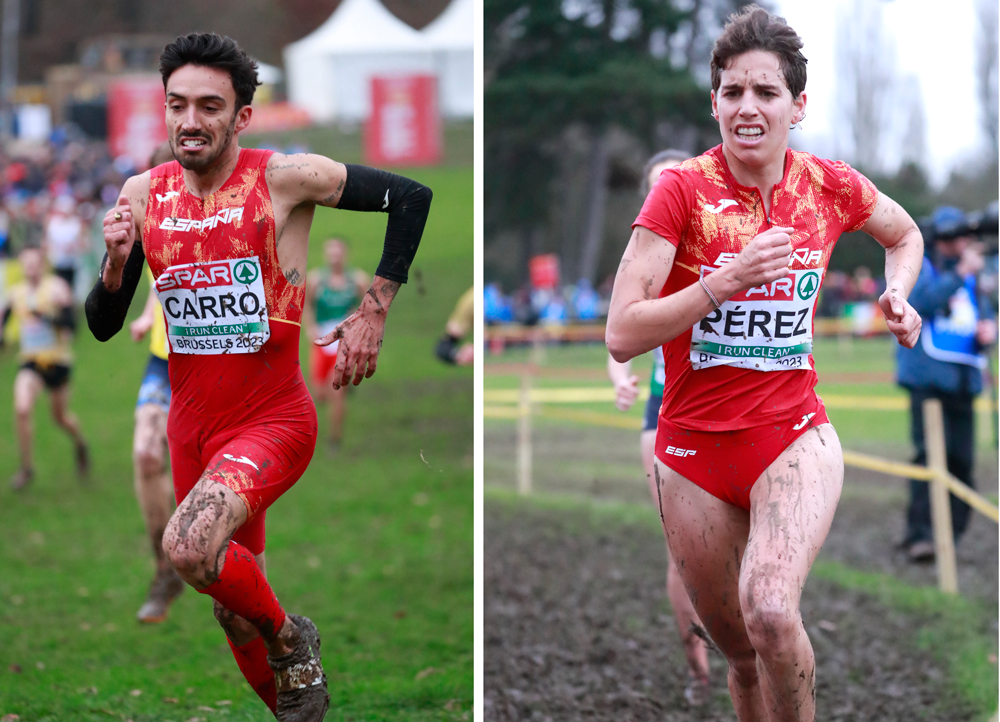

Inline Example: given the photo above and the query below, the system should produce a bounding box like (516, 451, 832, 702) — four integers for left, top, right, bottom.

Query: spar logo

(156, 262, 233, 292)
(159, 206, 244, 233)
(797, 271, 820, 300)
(234, 260, 259, 284)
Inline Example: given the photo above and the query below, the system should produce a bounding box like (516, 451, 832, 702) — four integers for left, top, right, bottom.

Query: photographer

(898, 205, 997, 562)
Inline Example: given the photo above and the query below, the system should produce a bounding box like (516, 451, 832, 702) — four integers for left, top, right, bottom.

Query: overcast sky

(774, 0, 989, 188)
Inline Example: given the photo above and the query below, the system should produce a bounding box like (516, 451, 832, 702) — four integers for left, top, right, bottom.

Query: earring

(711, 111, 718, 120)
(790, 111, 806, 129)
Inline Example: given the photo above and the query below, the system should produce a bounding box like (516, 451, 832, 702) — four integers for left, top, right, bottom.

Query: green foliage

(484, 0, 713, 239)
(0, 164, 472, 720)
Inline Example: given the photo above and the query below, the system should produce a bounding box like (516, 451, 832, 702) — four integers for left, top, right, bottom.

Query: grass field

(0, 141, 472, 720)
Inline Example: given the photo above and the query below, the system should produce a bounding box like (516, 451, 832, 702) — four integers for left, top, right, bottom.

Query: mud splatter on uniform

(144, 148, 317, 554)
(633, 145, 878, 509)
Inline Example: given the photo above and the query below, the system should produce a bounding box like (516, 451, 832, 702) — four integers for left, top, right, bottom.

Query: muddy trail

(484, 498, 994, 722)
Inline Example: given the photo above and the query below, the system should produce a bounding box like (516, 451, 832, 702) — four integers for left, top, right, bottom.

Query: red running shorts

(310, 343, 339, 388)
(655, 394, 830, 511)
(167, 386, 318, 555)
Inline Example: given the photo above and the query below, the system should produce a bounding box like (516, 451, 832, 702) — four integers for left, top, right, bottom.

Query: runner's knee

(741, 583, 802, 656)
(162, 500, 229, 585)
(134, 445, 164, 478)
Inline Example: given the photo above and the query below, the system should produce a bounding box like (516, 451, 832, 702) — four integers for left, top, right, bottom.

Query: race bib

(691, 265, 822, 371)
(154, 257, 270, 355)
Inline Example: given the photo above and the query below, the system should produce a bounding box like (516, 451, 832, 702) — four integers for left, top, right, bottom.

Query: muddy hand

(878, 288, 921, 349)
(316, 309, 386, 389)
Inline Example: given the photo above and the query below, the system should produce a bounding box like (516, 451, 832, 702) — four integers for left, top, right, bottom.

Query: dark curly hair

(710, 4, 807, 99)
(160, 33, 260, 110)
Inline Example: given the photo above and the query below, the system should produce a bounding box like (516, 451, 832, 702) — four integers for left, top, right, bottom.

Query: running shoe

(136, 566, 186, 623)
(10, 468, 34, 491)
(268, 614, 329, 721)
(75, 441, 90, 480)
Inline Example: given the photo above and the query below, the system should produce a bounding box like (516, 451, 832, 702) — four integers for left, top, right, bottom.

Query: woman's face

(711, 50, 805, 172)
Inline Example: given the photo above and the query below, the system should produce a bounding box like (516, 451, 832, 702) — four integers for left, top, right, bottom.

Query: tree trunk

(577, 129, 610, 285)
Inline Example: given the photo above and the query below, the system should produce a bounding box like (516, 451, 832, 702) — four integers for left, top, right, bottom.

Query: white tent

(422, 0, 474, 118)
(283, 0, 473, 123)
(284, 0, 433, 123)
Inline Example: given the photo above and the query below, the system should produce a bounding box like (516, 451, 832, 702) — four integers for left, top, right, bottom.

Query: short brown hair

(710, 4, 807, 99)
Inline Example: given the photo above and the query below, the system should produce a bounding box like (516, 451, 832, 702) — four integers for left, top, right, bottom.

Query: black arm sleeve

(84, 242, 146, 342)
(336, 164, 433, 284)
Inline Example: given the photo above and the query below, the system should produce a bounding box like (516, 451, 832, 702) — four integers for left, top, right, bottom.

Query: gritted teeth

(180, 138, 207, 148)
(736, 126, 763, 138)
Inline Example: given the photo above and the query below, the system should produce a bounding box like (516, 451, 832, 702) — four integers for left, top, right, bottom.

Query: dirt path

(485, 500, 989, 722)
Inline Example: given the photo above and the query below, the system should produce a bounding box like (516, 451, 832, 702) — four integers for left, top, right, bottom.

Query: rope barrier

(484, 387, 995, 412)
(486, 401, 1000, 527)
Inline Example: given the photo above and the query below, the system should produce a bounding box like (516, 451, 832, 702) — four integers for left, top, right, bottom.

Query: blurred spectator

(44, 194, 87, 292)
(571, 278, 600, 321)
(483, 282, 514, 324)
(897, 205, 997, 562)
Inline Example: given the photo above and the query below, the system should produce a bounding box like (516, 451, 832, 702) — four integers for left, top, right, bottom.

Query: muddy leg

(642, 430, 709, 688)
(133, 404, 173, 570)
(162, 480, 300, 657)
(655, 459, 766, 722)
(741, 424, 843, 722)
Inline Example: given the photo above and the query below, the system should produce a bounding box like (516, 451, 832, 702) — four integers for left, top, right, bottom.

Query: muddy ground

(484, 424, 998, 722)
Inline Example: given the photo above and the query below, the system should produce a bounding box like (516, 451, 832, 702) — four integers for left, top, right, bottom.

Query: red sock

(227, 636, 277, 713)
(198, 541, 287, 638)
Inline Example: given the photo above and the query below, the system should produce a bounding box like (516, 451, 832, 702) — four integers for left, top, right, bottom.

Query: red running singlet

(143, 148, 317, 554)
(634, 145, 878, 507)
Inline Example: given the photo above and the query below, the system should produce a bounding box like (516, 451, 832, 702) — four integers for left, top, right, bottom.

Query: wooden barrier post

(516, 338, 542, 496)
(924, 398, 958, 594)
(517, 371, 532, 495)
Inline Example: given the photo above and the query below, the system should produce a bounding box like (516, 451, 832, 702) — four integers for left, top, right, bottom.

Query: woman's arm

(605, 225, 794, 362)
(859, 193, 924, 349)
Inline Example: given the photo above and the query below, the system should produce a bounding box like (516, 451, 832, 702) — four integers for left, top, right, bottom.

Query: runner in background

(606, 148, 709, 706)
(435, 286, 475, 366)
(2, 246, 89, 490)
(304, 238, 368, 454)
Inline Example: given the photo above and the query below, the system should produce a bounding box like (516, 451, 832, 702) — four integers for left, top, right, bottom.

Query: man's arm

(268, 154, 432, 389)
(85, 176, 148, 342)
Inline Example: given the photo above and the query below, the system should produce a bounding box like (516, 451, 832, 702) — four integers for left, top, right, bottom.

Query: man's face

(325, 240, 346, 269)
(20, 248, 43, 283)
(936, 234, 973, 259)
(164, 64, 244, 173)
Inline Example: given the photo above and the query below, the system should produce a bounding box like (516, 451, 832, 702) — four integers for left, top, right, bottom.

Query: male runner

(85, 33, 431, 721)
(304, 238, 368, 453)
(3, 245, 89, 490)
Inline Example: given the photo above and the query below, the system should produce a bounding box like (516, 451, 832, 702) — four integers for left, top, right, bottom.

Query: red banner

(529, 254, 560, 290)
(107, 77, 167, 171)
(364, 75, 441, 166)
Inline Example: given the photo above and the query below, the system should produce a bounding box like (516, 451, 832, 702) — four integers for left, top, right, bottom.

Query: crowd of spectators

(0, 127, 141, 302)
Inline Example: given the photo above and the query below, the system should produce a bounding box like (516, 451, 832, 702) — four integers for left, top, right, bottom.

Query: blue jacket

(896, 256, 993, 395)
